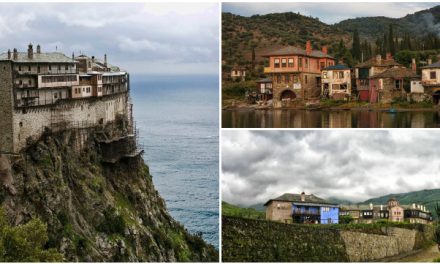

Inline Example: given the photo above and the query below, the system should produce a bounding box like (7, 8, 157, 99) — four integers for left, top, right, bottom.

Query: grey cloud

(222, 131, 440, 207)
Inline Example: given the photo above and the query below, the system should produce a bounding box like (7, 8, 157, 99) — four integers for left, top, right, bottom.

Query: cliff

(222, 216, 435, 262)
(0, 119, 218, 261)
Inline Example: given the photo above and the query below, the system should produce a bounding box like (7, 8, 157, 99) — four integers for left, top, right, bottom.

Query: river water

(222, 109, 440, 128)
(131, 75, 219, 248)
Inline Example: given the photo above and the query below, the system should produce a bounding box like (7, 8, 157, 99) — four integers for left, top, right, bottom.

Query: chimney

(7, 49, 11, 60)
(386, 52, 392, 60)
(13, 48, 18, 60)
(104, 54, 107, 67)
(411, 58, 416, 73)
(92, 56, 95, 63)
(72, 52, 75, 60)
(376, 54, 381, 64)
(27, 43, 33, 59)
(428, 58, 432, 65)
(305, 41, 311, 55)
(322, 46, 328, 55)
(300, 192, 305, 202)
(36, 44, 41, 54)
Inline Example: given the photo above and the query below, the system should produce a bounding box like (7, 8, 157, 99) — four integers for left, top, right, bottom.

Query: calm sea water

(131, 75, 219, 248)
(222, 109, 440, 128)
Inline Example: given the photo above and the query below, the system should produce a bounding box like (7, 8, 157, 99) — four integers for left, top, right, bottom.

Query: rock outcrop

(0, 123, 218, 262)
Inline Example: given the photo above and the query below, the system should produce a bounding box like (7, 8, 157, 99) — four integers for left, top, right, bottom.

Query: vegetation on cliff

(222, 201, 264, 220)
(0, 122, 218, 261)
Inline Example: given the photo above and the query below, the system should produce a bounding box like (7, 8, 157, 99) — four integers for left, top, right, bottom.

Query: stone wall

(222, 216, 435, 262)
(0, 61, 14, 153)
(11, 92, 128, 152)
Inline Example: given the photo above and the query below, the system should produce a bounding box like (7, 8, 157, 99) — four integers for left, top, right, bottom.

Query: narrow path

(392, 245, 440, 262)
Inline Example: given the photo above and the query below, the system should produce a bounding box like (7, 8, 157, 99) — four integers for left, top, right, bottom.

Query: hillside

(222, 12, 351, 73)
(222, 201, 265, 220)
(335, 5, 440, 41)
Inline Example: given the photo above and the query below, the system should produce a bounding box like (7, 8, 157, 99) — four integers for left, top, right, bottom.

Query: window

(54, 93, 58, 99)
(340, 84, 347, 90)
(28, 66, 31, 71)
(298, 57, 302, 67)
(274, 58, 280, 68)
(58, 65, 61, 71)
(281, 58, 287, 68)
(49, 65, 52, 71)
(430, 71, 436, 79)
(19, 80, 22, 85)
(395, 79, 402, 89)
(276, 74, 281, 83)
(339, 72, 344, 79)
(28, 80, 31, 85)
(65, 65, 68, 70)
(37, 66, 40, 73)
(288, 58, 294, 68)
(323, 71, 327, 79)
(305, 75, 308, 84)
(18, 65, 21, 71)
(305, 58, 309, 68)
(293, 75, 299, 83)
(332, 84, 340, 90)
(320, 62, 325, 70)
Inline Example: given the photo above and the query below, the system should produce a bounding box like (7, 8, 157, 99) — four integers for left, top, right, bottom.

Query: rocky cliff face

(0, 123, 218, 262)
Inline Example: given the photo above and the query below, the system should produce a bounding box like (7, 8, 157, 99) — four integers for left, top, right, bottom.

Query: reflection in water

(222, 109, 440, 128)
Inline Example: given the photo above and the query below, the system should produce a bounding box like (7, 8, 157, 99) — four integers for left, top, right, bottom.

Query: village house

(265, 192, 339, 224)
(340, 198, 432, 224)
(262, 41, 335, 107)
(255, 77, 273, 101)
(321, 64, 352, 100)
(0, 44, 131, 153)
(230, 66, 246, 81)
(354, 53, 402, 102)
(420, 59, 440, 104)
(369, 67, 418, 103)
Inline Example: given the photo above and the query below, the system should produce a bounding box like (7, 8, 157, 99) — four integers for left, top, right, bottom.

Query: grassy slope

(222, 201, 265, 220)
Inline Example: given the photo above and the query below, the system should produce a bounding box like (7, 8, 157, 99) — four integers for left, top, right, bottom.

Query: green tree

(0, 208, 63, 262)
(388, 24, 396, 56)
(351, 29, 361, 61)
(339, 215, 354, 224)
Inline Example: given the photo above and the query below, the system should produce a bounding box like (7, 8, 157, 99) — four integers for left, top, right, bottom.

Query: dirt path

(392, 245, 440, 262)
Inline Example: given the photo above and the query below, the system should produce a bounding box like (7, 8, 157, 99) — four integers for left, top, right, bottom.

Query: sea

(130, 75, 219, 248)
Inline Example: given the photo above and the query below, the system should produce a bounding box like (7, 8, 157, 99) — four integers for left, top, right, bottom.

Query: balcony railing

(292, 209, 319, 216)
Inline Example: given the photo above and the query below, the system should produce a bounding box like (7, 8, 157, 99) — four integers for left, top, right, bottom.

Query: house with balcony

(321, 64, 352, 100)
(354, 54, 401, 102)
(261, 41, 335, 107)
(264, 192, 339, 224)
(421, 60, 440, 104)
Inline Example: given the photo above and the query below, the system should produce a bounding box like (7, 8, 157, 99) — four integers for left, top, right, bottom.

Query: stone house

(354, 53, 401, 102)
(261, 41, 335, 107)
(420, 60, 440, 104)
(321, 64, 351, 100)
(0, 44, 131, 153)
(230, 66, 246, 81)
(369, 67, 418, 103)
(255, 77, 273, 101)
(265, 192, 339, 224)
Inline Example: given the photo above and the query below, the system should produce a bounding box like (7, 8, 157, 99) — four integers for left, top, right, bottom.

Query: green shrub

(98, 207, 126, 235)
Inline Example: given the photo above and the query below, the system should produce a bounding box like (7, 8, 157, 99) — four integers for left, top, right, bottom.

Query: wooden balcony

(292, 209, 319, 216)
(264, 67, 272, 73)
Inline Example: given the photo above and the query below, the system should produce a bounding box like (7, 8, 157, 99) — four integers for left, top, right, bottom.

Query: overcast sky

(0, 3, 219, 75)
(222, 130, 440, 206)
(222, 2, 439, 24)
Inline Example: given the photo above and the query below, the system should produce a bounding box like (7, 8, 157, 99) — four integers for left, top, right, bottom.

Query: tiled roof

(323, 64, 350, 70)
(420, 61, 440, 69)
(264, 193, 336, 206)
(262, 46, 334, 59)
(370, 67, 418, 79)
(355, 57, 401, 68)
(0, 52, 75, 63)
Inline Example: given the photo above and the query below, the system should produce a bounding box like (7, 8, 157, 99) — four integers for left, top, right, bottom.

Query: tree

(340, 215, 354, 224)
(0, 208, 63, 262)
(388, 24, 396, 56)
(352, 29, 361, 61)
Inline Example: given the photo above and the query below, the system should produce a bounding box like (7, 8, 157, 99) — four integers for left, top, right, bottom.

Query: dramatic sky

(223, 2, 439, 24)
(0, 3, 219, 75)
(222, 130, 440, 206)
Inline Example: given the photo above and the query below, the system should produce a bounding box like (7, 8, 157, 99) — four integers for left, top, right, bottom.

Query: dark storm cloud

(222, 2, 438, 24)
(222, 131, 440, 206)
(0, 3, 219, 75)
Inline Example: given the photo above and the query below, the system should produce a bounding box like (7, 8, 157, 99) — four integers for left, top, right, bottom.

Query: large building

(321, 64, 352, 100)
(340, 198, 433, 224)
(262, 41, 335, 107)
(0, 44, 130, 153)
(264, 192, 339, 224)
